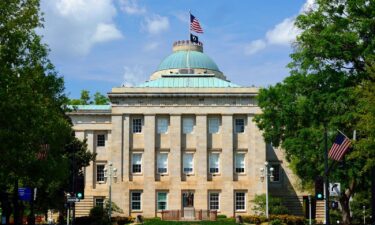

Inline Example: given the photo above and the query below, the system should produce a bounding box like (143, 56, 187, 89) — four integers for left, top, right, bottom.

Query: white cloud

(41, 0, 123, 56)
(173, 11, 189, 24)
(301, 0, 317, 13)
(142, 14, 170, 35)
(143, 42, 160, 51)
(122, 65, 147, 87)
(119, 0, 146, 15)
(244, 0, 315, 55)
(92, 23, 123, 43)
(245, 39, 267, 55)
(265, 18, 300, 45)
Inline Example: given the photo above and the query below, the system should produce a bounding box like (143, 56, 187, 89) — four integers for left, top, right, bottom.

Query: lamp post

(104, 162, 117, 221)
(66, 193, 71, 225)
(260, 161, 274, 219)
(363, 205, 366, 225)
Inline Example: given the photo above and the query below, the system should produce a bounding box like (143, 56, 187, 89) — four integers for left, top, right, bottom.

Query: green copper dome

(157, 51, 220, 72)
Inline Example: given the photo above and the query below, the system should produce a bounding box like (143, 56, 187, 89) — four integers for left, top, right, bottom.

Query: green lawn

(143, 218, 239, 225)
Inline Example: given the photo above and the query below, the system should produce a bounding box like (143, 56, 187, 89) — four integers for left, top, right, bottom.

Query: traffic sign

(67, 197, 80, 203)
(329, 183, 341, 196)
(18, 188, 32, 201)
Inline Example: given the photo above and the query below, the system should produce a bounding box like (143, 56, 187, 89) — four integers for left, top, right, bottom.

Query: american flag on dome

(190, 13, 203, 33)
(328, 132, 351, 161)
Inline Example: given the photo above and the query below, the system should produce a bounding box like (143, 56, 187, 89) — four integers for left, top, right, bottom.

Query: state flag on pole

(328, 132, 351, 161)
(190, 33, 199, 43)
(190, 13, 203, 33)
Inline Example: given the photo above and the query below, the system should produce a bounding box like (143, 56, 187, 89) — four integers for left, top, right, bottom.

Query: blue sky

(40, 0, 312, 99)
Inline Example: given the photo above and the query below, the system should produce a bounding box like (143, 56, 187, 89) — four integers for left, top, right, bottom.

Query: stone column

(195, 115, 207, 210)
(169, 115, 182, 210)
(248, 114, 266, 213)
(122, 115, 130, 215)
(123, 115, 130, 181)
(221, 114, 234, 215)
(110, 115, 128, 215)
(143, 115, 156, 216)
(85, 130, 95, 189)
(111, 115, 122, 175)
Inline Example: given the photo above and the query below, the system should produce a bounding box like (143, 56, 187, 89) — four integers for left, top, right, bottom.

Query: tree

(80, 90, 91, 105)
(254, 0, 375, 224)
(0, 1, 95, 224)
(32, 136, 95, 216)
(252, 194, 289, 216)
(69, 90, 109, 105)
(94, 92, 109, 105)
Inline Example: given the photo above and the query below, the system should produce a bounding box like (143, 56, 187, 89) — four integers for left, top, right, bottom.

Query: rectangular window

(235, 153, 245, 173)
(209, 192, 220, 211)
(132, 118, 143, 133)
(208, 117, 220, 134)
(235, 192, 246, 211)
(209, 153, 220, 174)
(235, 118, 245, 133)
(97, 134, 105, 147)
(157, 117, 169, 134)
(183, 153, 194, 174)
(132, 153, 142, 174)
(157, 153, 168, 174)
(182, 117, 194, 134)
(157, 192, 168, 211)
(271, 164, 280, 182)
(95, 197, 105, 208)
(96, 165, 105, 183)
(131, 192, 142, 211)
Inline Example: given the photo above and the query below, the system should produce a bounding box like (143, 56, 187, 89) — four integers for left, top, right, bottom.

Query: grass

(143, 218, 239, 225)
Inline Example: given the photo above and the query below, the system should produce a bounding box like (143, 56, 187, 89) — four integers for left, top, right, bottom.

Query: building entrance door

(182, 192, 194, 219)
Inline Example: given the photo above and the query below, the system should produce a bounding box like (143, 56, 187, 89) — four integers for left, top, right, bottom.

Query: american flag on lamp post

(36, 143, 49, 160)
(190, 13, 203, 34)
(328, 132, 351, 161)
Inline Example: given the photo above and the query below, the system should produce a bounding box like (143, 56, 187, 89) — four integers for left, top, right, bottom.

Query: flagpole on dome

(187, 10, 191, 72)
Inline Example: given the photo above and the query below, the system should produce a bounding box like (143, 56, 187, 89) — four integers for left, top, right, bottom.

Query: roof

(67, 105, 111, 110)
(137, 75, 241, 88)
(157, 51, 220, 72)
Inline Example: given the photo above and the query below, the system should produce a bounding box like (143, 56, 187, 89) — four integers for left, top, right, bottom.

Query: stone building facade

(68, 41, 307, 218)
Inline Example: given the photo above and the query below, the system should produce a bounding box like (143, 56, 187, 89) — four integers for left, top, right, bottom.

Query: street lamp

(260, 161, 274, 219)
(66, 193, 71, 225)
(104, 162, 117, 220)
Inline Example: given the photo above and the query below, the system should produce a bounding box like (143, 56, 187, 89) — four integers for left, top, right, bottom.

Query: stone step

(75, 196, 94, 217)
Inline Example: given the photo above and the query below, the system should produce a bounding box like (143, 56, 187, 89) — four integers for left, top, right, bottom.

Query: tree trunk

(339, 180, 355, 225)
(339, 194, 351, 225)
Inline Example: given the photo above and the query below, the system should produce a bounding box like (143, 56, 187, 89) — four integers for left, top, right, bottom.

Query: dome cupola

(150, 40, 226, 80)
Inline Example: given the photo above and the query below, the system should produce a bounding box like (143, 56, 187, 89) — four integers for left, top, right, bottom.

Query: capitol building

(68, 40, 307, 218)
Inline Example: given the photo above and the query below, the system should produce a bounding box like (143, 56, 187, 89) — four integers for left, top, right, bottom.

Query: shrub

(242, 215, 267, 224)
(252, 194, 289, 215)
(111, 216, 134, 225)
(270, 215, 305, 225)
(270, 219, 284, 225)
(90, 206, 106, 219)
(75, 216, 92, 225)
(242, 214, 305, 225)
(217, 214, 227, 219)
(88, 206, 110, 225)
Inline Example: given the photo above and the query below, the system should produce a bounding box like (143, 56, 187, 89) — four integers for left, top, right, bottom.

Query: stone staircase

(75, 195, 94, 217)
(274, 195, 304, 216)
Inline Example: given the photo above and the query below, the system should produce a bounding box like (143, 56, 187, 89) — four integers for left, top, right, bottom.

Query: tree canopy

(0, 1, 95, 224)
(254, 0, 375, 224)
(69, 90, 109, 105)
